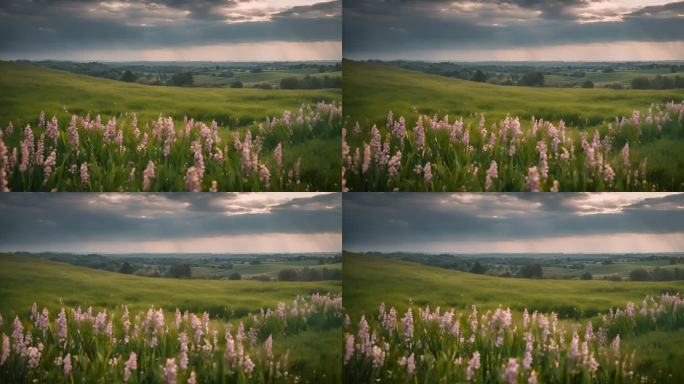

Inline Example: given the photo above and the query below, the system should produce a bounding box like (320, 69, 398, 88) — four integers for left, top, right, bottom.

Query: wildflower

(0, 133, 9, 192)
(27, 343, 43, 369)
(80, 162, 90, 187)
(142, 160, 155, 191)
(401, 308, 414, 342)
(344, 333, 354, 364)
(622, 142, 630, 169)
(46, 115, 59, 143)
(536, 141, 548, 179)
(187, 371, 197, 384)
(241, 132, 252, 174)
(387, 151, 402, 178)
(466, 351, 480, 381)
(604, 164, 615, 186)
(63, 353, 72, 375)
(485, 160, 498, 190)
(414, 118, 425, 151)
(398, 353, 416, 375)
(528, 370, 538, 384)
(526, 166, 540, 192)
(0, 334, 9, 366)
(68, 115, 79, 149)
(210, 180, 218, 192)
(123, 352, 137, 382)
(258, 164, 271, 187)
(503, 358, 519, 384)
(274, 143, 283, 171)
(56, 308, 67, 344)
(371, 345, 384, 368)
(423, 162, 432, 185)
(162, 358, 177, 384)
(43, 149, 57, 184)
(362, 143, 371, 174)
(242, 355, 255, 374)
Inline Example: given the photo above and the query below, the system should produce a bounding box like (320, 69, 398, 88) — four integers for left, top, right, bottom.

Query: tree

(470, 261, 487, 274)
(230, 80, 243, 88)
(278, 269, 299, 281)
(631, 77, 650, 89)
(629, 268, 650, 281)
(168, 264, 192, 278)
(519, 264, 543, 279)
(168, 72, 193, 87)
(120, 70, 137, 83)
(580, 271, 593, 280)
(119, 262, 135, 274)
(581, 79, 594, 88)
(521, 71, 544, 87)
(471, 69, 487, 83)
(228, 272, 242, 280)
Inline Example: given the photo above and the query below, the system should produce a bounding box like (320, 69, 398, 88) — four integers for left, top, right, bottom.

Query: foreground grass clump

(0, 293, 342, 383)
(0, 102, 341, 191)
(344, 293, 684, 383)
(343, 101, 684, 191)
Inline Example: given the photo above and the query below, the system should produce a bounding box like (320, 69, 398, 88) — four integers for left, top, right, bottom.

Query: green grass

(545, 69, 680, 87)
(0, 61, 339, 128)
(343, 253, 684, 319)
(343, 252, 684, 382)
(0, 254, 342, 383)
(0, 254, 340, 319)
(343, 60, 684, 128)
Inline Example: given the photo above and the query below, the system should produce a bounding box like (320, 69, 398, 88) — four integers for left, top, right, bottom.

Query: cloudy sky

(0, 0, 341, 61)
(344, 0, 684, 61)
(343, 193, 684, 254)
(0, 193, 341, 254)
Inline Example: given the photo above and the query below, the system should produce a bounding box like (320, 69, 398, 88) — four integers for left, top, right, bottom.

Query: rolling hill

(343, 60, 684, 127)
(0, 61, 340, 128)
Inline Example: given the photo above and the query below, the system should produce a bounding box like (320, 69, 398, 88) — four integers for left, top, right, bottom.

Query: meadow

(343, 253, 684, 383)
(0, 254, 343, 383)
(0, 61, 342, 191)
(342, 60, 684, 191)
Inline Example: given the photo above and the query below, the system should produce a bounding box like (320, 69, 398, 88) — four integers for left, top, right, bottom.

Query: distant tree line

(629, 267, 684, 281)
(280, 75, 341, 89)
(278, 267, 342, 281)
(631, 75, 684, 89)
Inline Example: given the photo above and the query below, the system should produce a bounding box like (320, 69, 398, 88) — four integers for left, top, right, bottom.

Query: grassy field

(0, 61, 342, 191)
(343, 60, 684, 126)
(0, 61, 339, 127)
(191, 261, 343, 279)
(343, 253, 684, 319)
(193, 69, 342, 88)
(342, 60, 684, 191)
(0, 254, 342, 382)
(544, 69, 680, 88)
(343, 252, 684, 382)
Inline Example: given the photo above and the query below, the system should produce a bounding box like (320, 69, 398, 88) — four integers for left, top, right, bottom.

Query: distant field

(0, 254, 342, 382)
(343, 253, 684, 319)
(343, 60, 684, 127)
(191, 261, 343, 279)
(0, 61, 339, 127)
(192, 69, 342, 88)
(544, 68, 680, 87)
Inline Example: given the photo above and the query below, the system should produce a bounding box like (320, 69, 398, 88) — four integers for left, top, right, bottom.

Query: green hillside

(343, 252, 684, 319)
(0, 61, 340, 128)
(343, 60, 684, 127)
(0, 254, 340, 319)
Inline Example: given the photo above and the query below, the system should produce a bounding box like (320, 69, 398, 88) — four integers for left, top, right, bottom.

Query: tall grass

(343, 102, 684, 191)
(0, 293, 342, 383)
(0, 102, 341, 191)
(343, 293, 684, 383)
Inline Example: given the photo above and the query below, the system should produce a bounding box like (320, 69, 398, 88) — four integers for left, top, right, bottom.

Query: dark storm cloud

(343, 0, 684, 58)
(0, 0, 341, 56)
(342, 193, 684, 251)
(0, 193, 341, 248)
